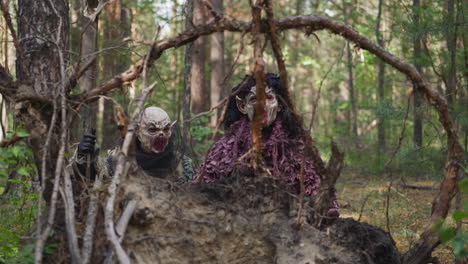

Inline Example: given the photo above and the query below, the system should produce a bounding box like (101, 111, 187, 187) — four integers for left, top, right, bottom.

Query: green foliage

(435, 178, 468, 259)
(189, 113, 223, 163)
(0, 127, 39, 263)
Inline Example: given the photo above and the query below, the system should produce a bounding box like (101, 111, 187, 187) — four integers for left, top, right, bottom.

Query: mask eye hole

(163, 126, 170, 132)
(266, 94, 275, 100)
(148, 127, 158, 133)
(248, 96, 257, 104)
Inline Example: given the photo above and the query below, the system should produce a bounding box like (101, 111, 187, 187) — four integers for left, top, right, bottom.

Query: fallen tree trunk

(49, 160, 400, 264)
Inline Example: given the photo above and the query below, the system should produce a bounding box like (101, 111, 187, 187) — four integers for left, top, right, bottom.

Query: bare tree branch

(0, 0, 20, 57)
(81, 175, 102, 264)
(250, 0, 267, 170)
(61, 167, 82, 264)
(34, 2, 69, 262)
(0, 63, 16, 97)
(103, 199, 138, 264)
(61, 12, 462, 261)
(200, 0, 222, 21)
(0, 134, 23, 147)
(104, 28, 160, 264)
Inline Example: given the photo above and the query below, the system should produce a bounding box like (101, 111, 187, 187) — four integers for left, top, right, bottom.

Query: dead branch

(35, 3, 69, 263)
(0, 134, 23, 147)
(358, 192, 372, 221)
(250, 0, 267, 170)
(104, 28, 159, 264)
(264, 0, 291, 110)
(61, 167, 82, 264)
(0, 63, 15, 97)
(123, 37, 152, 46)
(81, 175, 102, 264)
(184, 98, 227, 123)
(384, 94, 412, 168)
(84, 0, 113, 21)
(104, 199, 137, 264)
(34, 92, 58, 263)
(0, 0, 20, 58)
(397, 183, 439, 191)
(116, 200, 137, 240)
(311, 141, 344, 228)
(200, 0, 222, 21)
(385, 181, 393, 235)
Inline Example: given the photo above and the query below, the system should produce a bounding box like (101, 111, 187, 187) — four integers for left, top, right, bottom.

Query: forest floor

(337, 167, 460, 264)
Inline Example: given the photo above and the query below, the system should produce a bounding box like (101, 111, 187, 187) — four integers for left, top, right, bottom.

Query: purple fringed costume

(193, 117, 321, 196)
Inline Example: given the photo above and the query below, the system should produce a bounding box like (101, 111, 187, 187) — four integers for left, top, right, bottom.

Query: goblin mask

(137, 107, 176, 153)
(236, 86, 280, 127)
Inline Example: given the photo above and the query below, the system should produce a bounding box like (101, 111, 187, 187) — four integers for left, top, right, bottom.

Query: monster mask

(137, 107, 176, 153)
(236, 86, 280, 127)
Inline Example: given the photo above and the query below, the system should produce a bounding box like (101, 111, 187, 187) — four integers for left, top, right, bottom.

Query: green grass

(337, 168, 461, 263)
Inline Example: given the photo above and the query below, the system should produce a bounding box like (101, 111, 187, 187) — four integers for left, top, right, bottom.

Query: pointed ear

(236, 96, 248, 114)
(170, 120, 177, 131)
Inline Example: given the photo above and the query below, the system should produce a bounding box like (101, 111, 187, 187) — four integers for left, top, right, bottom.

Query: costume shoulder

(106, 143, 121, 177)
(180, 153, 195, 182)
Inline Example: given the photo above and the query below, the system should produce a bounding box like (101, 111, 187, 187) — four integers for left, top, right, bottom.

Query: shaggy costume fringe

(194, 117, 321, 196)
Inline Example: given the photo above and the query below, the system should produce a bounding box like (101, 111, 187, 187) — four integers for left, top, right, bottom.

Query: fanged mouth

(152, 136, 167, 153)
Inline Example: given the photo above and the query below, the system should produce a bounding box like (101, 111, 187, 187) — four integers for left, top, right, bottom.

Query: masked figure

(193, 73, 338, 215)
(75, 106, 194, 181)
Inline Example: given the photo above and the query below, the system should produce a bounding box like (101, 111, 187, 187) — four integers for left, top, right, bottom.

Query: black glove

(78, 129, 96, 155)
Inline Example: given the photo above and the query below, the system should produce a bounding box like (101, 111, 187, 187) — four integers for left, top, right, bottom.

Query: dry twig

(104, 27, 160, 264)
(61, 167, 82, 264)
(35, 2, 69, 262)
(250, 0, 267, 170)
(81, 174, 102, 264)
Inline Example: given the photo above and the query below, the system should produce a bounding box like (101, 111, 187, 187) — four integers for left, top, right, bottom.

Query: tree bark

(444, 0, 457, 108)
(5, 10, 461, 262)
(342, 0, 357, 137)
(413, 0, 423, 148)
(190, 0, 209, 114)
(74, 0, 99, 140)
(460, 0, 468, 150)
(182, 0, 194, 154)
(376, 0, 386, 155)
(209, 0, 225, 127)
(171, 0, 180, 119)
(16, 0, 69, 201)
(99, 0, 129, 150)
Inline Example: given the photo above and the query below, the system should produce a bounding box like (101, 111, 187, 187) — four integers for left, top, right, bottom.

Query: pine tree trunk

(74, 0, 99, 139)
(190, 0, 209, 114)
(210, 0, 225, 127)
(461, 0, 468, 151)
(376, 0, 386, 155)
(99, 0, 129, 150)
(342, 0, 357, 137)
(444, 0, 457, 107)
(16, 0, 69, 201)
(182, 0, 194, 153)
(413, 0, 423, 148)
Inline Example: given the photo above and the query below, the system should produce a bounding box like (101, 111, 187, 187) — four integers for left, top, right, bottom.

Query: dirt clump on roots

(112, 169, 400, 264)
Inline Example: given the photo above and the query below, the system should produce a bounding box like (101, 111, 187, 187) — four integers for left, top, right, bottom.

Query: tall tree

(182, 0, 194, 154)
(460, 0, 468, 150)
(171, 0, 180, 119)
(342, 0, 357, 136)
(16, 0, 69, 196)
(73, 0, 99, 140)
(444, 0, 457, 107)
(190, 0, 209, 114)
(376, 0, 386, 154)
(413, 0, 423, 148)
(98, 0, 130, 150)
(210, 0, 225, 126)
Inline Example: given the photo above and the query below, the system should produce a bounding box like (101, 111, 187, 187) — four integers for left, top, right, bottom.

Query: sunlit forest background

(0, 0, 466, 263)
